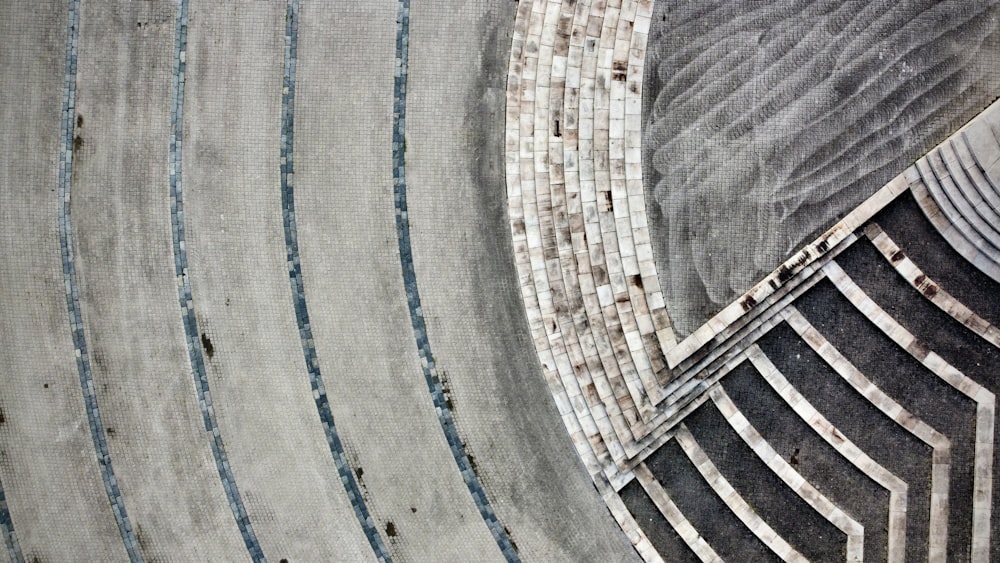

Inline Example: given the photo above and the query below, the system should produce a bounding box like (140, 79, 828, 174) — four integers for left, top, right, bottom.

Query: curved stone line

(56, 2, 143, 560)
(0, 479, 23, 563)
(389, 1, 518, 560)
(823, 259, 996, 561)
(167, 1, 263, 560)
(277, 2, 392, 560)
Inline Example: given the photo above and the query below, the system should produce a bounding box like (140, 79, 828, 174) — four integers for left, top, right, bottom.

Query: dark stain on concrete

(200, 333, 214, 359)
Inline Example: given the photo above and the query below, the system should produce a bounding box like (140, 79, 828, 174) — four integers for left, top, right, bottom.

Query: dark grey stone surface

(838, 229, 1000, 561)
(646, 439, 780, 562)
(797, 270, 979, 561)
(684, 400, 845, 561)
(643, 0, 1000, 336)
(722, 362, 891, 563)
(619, 480, 700, 563)
(877, 193, 1000, 327)
(758, 319, 933, 562)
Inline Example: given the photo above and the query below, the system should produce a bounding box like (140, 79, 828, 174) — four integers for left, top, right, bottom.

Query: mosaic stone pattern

(167, 0, 263, 559)
(54, 1, 142, 559)
(277, 1, 392, 559)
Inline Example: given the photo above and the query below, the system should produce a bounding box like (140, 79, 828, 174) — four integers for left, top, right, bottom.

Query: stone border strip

(912, 133, 1000, 284)
(0, 480, 22, 563)
(391, 1, 519, 559)
(167, 1, 263, 559)
(864, 223, 1000, 349)
(674, 425, 808, 562)
(919, 148, 1000, 257)
(911, 171, 1000, 282)
(709, 386, 865, 562)
(783, 306, 951, 562)
(824, 260, 996, 562)
(633, 463, 722, 562)
(747, 345, 908, 563)
(56, 2, 143, 559)
(940, 140, 1000, 244)
(276, 2, 392, 560)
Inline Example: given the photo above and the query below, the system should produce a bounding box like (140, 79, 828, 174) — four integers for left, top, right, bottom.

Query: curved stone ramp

(748, 346, 909, 563)
(914, 99, 1000, 283)
(633, 464, 722, 563)
(823, 260, 996, 561)
(505, 0, 679, 477)
(962, 108, 1000, 212)
(782, 307, 951, 561)
(673, 425, 807, 562)
(709, 386, 865, 562)
(864, 223, 1000, 349)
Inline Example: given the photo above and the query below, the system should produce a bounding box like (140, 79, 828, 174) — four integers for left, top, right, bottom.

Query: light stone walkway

(291, 1, 506, 559)
(673, 425, 808, 562)
(748, 345, 908, 563)
(178, 2, 383, 560)
(709, 386, 864, 562)
(865, 224, 1000, 349)
(824, 260, 996, 562)
(0, 1, 131, 559)
(633, 464, 722, 563)
(783, 307, 951, 562)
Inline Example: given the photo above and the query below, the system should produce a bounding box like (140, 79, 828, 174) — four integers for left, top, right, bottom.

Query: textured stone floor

(1, 1, 1000, 562)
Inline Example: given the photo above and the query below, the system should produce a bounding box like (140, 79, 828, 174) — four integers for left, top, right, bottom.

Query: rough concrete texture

(644, 0, 1000, 336)
(3, 0, 1000, 561)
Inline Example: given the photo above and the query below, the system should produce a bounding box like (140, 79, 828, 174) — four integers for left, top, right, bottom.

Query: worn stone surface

(644, 0, 1000, 336)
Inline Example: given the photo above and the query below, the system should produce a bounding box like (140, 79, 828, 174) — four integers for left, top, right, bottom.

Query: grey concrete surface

(291, 1, 505, 560)
(0, 0, 134, 560)
(643, 0, 1000, 336)
(404, 0, 637, 560)
(70, 1, 254, 559)
(179, 1, 378, 560)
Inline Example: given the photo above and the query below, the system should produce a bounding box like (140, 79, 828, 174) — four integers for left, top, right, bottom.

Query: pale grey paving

(179, 1, 377, 560)
(0, 0, 133, 560)
(643, 0, 1000, 336)
(69, 1, 253, 559)
(291, 0, 503, 559)
(404, 0, 638, 560)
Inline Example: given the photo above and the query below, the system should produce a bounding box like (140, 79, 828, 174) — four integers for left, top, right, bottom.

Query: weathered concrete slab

(179, 1, 378, 560)
(0, 1, 133, 560)
(70, 1, 253, 559)
(404, 0, 636, 560)
(291, 1, 505, 560)
(644, 0, 1000, 336)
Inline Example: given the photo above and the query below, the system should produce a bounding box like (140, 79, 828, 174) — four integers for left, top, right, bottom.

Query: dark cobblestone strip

(277, 2, 392, 560)
(390, 1, 519, 560)
(168, 1, 264, 560)
(56, 1, 143, 560)
(0, 479, 23, 563)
